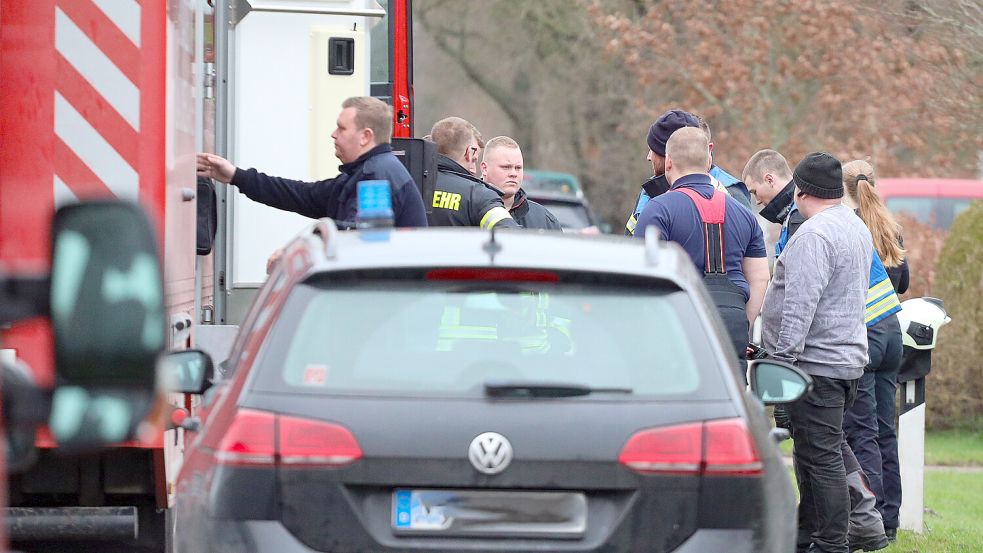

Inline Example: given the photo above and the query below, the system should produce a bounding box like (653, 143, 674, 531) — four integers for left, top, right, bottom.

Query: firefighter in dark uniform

(633, 127, 769, 361)
(428, 117, 517, 229)
(480, 136, 561, 231)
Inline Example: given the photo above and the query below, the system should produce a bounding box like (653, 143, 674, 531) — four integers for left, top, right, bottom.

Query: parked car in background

(523, 170, 607, 233)
(168, 221, 812, 553)
(876, 178, 983, 230)
(526, 192, 606, 234)
(523, 170, 584, 199)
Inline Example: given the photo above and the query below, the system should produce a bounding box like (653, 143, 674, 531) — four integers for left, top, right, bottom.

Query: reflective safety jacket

(428, 155, 517, 229)
(435, 293, 572, 354)
(776, 204, 901, 327)
(625, 174, 741, 236)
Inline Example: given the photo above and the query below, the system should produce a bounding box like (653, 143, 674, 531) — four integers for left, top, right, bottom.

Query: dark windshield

(537, 202, 592, 229)
(251, 279, 728, 400)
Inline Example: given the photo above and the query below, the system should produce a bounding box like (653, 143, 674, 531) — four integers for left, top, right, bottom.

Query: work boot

(848, 533, 889, 552)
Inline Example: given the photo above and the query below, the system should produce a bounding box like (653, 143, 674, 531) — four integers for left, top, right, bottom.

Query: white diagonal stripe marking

(55, 7, 140, 131)
(55, 92, 139, 200)
(54, 175, 79, 207)
(91, 0, 141, 47)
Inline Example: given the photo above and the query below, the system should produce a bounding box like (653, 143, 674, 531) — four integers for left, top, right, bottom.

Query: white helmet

(896, 297, 951, 350)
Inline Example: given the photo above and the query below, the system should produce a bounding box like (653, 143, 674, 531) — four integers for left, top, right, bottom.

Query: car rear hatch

(233, 269, 760, 551)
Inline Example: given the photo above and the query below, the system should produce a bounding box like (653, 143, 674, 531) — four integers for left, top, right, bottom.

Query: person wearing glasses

(427, 117, 517, 229)
(760, 152, 874, 553)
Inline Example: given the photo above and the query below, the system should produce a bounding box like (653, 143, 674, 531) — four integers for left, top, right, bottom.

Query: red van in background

(876, 179, 983, 230)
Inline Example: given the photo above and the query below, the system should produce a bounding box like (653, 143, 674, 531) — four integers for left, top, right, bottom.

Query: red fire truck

(0, 0, 414, 549)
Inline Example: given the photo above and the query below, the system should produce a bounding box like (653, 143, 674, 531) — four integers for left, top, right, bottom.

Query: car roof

(296, 225, 701, 292)
(876, 178, 983, 199)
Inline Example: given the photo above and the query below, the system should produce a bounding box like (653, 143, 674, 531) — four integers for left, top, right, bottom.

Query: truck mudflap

(5, 506, 137, 541)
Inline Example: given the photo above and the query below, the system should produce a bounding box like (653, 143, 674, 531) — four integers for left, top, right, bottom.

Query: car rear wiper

(484, 380, 633, 398)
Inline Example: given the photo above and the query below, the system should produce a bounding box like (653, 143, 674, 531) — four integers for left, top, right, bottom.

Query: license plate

(392, 489, 587, 537)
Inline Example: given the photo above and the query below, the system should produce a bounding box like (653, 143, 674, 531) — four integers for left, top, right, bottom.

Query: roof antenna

(483, 224, 502, 264)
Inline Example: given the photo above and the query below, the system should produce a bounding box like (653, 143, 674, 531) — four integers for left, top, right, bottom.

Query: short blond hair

(342, 96, 392, 144)
(665, 127, 710, 174)
(482, 136, 521, 162)
(430, 117, 474, 158)
(742, 149, 792, 183)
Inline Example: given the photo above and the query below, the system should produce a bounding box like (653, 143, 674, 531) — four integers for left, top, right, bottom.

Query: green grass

(885, 471, 983, 553)
(785, 469, 983, 552)
(777, 430, 982, 467)
(924, 429, 983, 466)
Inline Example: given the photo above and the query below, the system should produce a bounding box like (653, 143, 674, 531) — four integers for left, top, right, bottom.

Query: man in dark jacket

(480, 136, 561, 230)
(428, 117, 517, 229)
(196, 96, 427, 229)
(625, 110, 752, 236)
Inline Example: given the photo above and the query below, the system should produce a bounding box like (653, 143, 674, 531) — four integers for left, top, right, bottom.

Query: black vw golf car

(167, 222, 809, 553)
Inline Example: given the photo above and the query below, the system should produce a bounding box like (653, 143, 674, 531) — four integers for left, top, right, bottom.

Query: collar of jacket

(339, 143, 392, 174)
(508, 187, 529, 215)
(668, 173, 713, 196)
(436, 154, 507, 196)
(641, 174, 670, 199)
(760, 180, 796, 224)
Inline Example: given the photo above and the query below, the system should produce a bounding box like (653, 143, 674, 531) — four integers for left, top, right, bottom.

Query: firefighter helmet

(896, 297, 951, 350)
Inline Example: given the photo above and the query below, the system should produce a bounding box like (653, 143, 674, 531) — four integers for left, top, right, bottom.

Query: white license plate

(392, 489, 587, 537)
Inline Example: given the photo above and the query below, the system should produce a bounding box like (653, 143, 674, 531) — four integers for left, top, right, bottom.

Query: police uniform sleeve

(470, 185, 517, 229)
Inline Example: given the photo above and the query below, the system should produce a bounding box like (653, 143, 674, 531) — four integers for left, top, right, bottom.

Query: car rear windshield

(251, 277, 729, 400)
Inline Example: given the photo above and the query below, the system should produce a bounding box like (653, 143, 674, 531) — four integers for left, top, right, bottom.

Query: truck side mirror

(48, 201, 166, 449)
(159, 350, 214, 394)
(748, 359, 813, 405)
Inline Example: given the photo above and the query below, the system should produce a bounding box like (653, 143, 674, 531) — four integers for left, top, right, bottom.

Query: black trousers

(790, 375, 859, 553)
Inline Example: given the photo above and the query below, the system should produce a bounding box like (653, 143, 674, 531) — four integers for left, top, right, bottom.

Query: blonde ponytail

(843, 160, 906, 267)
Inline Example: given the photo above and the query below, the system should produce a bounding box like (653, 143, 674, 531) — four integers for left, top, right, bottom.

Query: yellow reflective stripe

(866, 279, 895, 304)
(626, 215, 637, 235)
(865, 294, 902, 323)
(441, 306, 461, 326)
(480, 206, 512, 229)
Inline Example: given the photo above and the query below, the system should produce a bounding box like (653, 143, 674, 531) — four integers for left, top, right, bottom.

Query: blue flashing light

(356, 180, 394, 229)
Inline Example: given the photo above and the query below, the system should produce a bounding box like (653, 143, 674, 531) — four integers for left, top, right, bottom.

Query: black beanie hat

(647, 110, 699, 157)
(793, 152, 844, 199)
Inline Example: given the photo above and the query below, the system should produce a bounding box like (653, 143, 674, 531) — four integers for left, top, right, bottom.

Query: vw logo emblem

(468, 432, 513, 475)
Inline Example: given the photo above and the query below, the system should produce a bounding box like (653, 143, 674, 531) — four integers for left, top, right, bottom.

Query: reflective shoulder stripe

(626, 214, 638, 235)
(866, 295, 902, 324)
(479, 206, 512, 229)
(866, 278, 895, 304)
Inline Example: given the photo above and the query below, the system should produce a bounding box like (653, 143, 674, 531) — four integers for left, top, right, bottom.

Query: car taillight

(703, 418, 763, 476)
(618, 422, 703, 475)
(619, 418, 762, 476)
(215, 409, 362, 467)
(279, 414, 362, 466)
(215, 409, 276, 466)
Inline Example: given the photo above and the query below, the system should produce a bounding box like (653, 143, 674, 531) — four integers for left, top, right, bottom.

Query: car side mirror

(748, 359, 813, 405)
(47, 201, 166, 449)
(159, 350, 214, 394)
